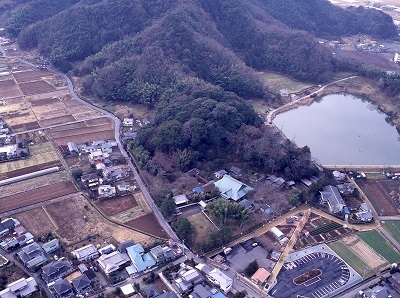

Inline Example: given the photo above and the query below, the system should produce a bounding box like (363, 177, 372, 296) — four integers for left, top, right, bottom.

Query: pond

(273, 93, 400, 166)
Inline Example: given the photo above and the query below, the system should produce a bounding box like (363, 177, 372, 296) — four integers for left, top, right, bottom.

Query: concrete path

(267, 76, 358, 123)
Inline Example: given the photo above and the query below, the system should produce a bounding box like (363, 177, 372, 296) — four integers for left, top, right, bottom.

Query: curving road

(267, 75, 358, 123)
(13, 56, 179, 241)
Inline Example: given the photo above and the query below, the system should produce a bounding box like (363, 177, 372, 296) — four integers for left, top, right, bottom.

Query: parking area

(226, 239, 275, 273)
(271, 245, 362, 298)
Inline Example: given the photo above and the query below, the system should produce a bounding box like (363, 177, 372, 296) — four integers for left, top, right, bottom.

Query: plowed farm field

(97, 195, 138, 216)
(0, 181, 76, 213)
(0, 79, 21, 98)
(19, 80, 56, 95)
(358, 180, 400, 216)
(125, 213, 168, 239)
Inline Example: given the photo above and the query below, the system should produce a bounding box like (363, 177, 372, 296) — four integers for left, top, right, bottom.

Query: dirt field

(97, 195, 139, 216)
(257, 71, 314, 94)
(340, 235, 388, 271)
(358, 180, 400, 215)
(0, 79, 21, 98)
(125, 213, 169, 239)
(47, 121, 115, 147)
(19, 80, 56, 95)
(0, 181, 77, 213)
(43, 194, 156, 245)
(14, 207, 56, 236)
(187, 212, 218, 244)
(13, 70, 54, 83)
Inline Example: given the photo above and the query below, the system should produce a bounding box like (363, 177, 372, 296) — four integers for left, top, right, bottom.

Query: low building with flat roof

(72, 244, 99, 262)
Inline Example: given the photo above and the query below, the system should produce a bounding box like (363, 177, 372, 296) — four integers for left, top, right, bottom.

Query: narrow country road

(267, 75, 358, 123)
(12, 55, 179, 241)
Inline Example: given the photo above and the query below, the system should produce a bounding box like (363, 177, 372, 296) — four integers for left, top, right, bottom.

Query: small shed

(199, 200, 207, 209)
(214, 170, 227, 179)
(173, 194, 189, 206)
(279, 89, 289, 97)
(251, 268, 270, 284)
(285, 217, 295, 224)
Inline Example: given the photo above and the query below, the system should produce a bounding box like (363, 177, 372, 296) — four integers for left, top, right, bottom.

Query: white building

(0, 277, 38, 298)
(123, 118, 134, 127)
(97, 251, 128, 275)
(72, 244, 99, 262)
(98, 185, 116, 198)
(394, 52, 400, 64)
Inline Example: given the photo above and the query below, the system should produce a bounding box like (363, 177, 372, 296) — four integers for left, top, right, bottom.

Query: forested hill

(0, 0, 397, 175)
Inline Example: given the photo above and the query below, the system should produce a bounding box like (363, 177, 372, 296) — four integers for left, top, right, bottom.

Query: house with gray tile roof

(320, 185, 346, 214)
(50, 279, 74, 298)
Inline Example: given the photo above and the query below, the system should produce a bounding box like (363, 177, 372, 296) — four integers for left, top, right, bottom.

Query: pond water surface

(273, 93, 400, 166)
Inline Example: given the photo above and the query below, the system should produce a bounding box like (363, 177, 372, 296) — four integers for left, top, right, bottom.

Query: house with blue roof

(213, 175, 253, 201)
(126, 244, 156, 272)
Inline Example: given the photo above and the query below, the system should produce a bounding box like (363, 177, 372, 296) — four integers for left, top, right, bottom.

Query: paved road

(267, 76, 358, 123)
(380, 216, 400, 221)
(2, 250, 53, 297)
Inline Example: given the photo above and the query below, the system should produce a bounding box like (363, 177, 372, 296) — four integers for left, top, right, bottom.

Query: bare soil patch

(187, 212, 217, 244)
(97, 195, 139, 216)
(13, 70, 54, 83)
(341, 235, 387, 270)
(0, 181, 76, 213)
(125, 213, 168, 239)
(358, 180, 400, 215)
(44, 194, 156, 246)
(19, 80, 56, 95)
(30, 97, 60, 106)
(0, 79, 21, 98)
(24, 121, 41, 130)
(39, 115, 76, 127)
(14, 207, 56, 236)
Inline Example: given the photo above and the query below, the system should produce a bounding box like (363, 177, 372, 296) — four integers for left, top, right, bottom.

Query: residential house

(355, 211, 374, 222)
(102, 167, 126, 182)
(196, 264, 232, 294)
(97, 251, 128, 275)
(0, 277, 38, 298)
(230, 166, 241, 177)
(187, 168, 200, 177)
(42, 238, 60, 254)
(126, 244, 156, 273)
(332, 171, 346, 181)
(362, 284, 391, 298)
(14, 225, 26, 236)
(142, 285, 158, 298)
(360, 203, 372, 212)
(71, 244, 99, 262)
(142, 118, 150, 126)
(320, 185, 346, 214)
(0, 218, 19, 235)
(123, 118, 134, 127)
(117, 240, 135, 253)
(1, 237, 19, 250)
(81, 173, 101, 189)
(200, 182, 214, 194)
(192, 284, 211, 298)
(174, 265, 203, 293)
(150, 245, 175, 264)
(394, 52, 400, 65)
(16, 232, 34, 247)
(41, 260, 73, 283)
(156, 292, 178, 298)
(50, 279, 74, 298)
(388, 271, 400, 293)
(122, 132, 138, 142)
(67, 142, 78, 155)
(279, 89, 289, 97)
(71, 274, 92, 295)
(214, 170, 227, 179)
(83, 269, 98, 285)
(173, 194, 189, 206)
(120, 284, 136, 297)
(17, 242, 47, 269)
(95, 160, 106, 170)
(336, 183, 355, 196)
(99, 244, 116, 255)
(239, 199, 252, 210)
(88, 150, 107, 163)
(98, 185, 116, 198)
(213, 175, 253, 201)
(251, 268, 270, 284)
